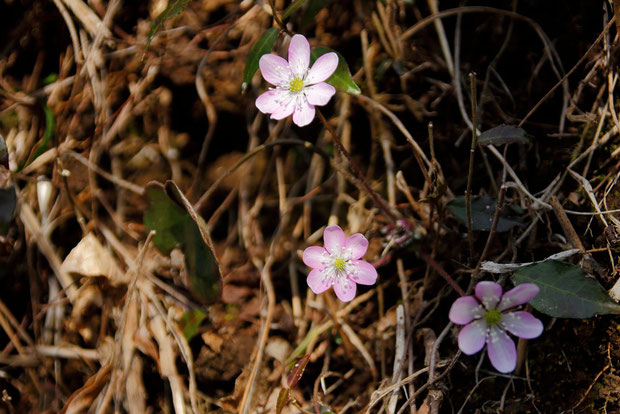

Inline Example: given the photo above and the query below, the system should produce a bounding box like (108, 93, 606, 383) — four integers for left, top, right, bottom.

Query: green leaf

(178, 309, 207, 341)
(275, 388, 290, 414)
(20, 105, 54, 171)
(513, 260, 620, 318)
(478, 125, 530, 146)
(144, 181, 222, 303)
(447, 195, 523, 232)
(144, 183, 188, 254)
(301, 0, 331, 30)
(0, 135, 15, 235)
(310, 47, 361, 95)
(0, 188, 16, 235)
(0, 134, 7, 168)
(143, 0, 191, 58)
(282, 0, 309, 19)
(242, 27, 279, 93)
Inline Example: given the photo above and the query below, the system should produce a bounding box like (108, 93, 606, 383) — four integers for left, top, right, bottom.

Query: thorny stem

(466, 72, 478, 261)
(316, 108, 398, 224)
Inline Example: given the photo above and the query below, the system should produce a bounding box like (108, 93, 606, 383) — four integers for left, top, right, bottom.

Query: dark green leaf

(0, 135, 15, 235)
(447, 195, 523, 232)
(20, 105, 55, 171)
(144, 0, 191, 57)
(144, 181, 222, 303)
(0, 188, 16, 235)
(301, 0, 331, 30)
(275, 388, 290, 414)
(282, 0, 309, 19)
(242, 27, 279, 93)
(287, 354, 310, 388)
(0, 134, 7, 168)
(513, 260, 620, 318)
(178, 309, 207, 341)
(478, 125, 530, 146)
(144, 183, 188, 254)
(310, 47, 361, 95)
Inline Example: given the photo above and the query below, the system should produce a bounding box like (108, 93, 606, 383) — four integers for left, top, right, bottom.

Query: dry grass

(0, 0, 619, 412)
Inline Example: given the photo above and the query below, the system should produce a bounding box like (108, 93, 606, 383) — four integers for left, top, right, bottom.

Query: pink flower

(449, 281, 543, 373)
(302, 225, 378, 302)
(255, 34, 339, 127)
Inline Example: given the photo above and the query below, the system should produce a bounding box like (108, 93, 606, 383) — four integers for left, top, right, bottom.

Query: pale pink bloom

(255, 34, 338, 127)
(302, 225, 377, 302)
(449, 281, 543, 373)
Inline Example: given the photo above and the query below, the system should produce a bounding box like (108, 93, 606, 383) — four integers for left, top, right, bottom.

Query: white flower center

(319, 245, 358, 282)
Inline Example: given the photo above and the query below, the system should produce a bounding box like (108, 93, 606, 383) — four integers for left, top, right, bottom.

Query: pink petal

(486, 325, 517, 373)
(457, 319, 487, 355)
(292, 96, 316, 127)
(348, 260, 377, 285)
(288, 34, 310, 78)
(449, 296, 485, 325)
(270, 94, 295, 120)
(307, 268, 333, 294)
(302, 246, 328, 269)
(323, 225, 345, 255)
(305, 52, 338, 85)
(475, 281, 502, 310)
(259, 54, 293, 87)
(256, 89, 287, 114)
(498, 283, 540, 311)
(305, 82, 336, 106)
(500, 311, 543, 339)
(333, 276, 357, 302)
(344, 233, 368, 259)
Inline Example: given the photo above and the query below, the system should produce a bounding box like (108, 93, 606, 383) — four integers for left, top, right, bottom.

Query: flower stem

(316, 108, 398, 224)
(466, 72, 478, 261)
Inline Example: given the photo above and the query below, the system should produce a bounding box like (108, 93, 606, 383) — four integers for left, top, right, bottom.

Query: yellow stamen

(289, 77, 304, 93)
(484, 309, 502, 325)
(334, 258, 346, 270)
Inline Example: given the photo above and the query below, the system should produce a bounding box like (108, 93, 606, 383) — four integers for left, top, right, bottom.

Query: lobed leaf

(513, 260, 620, 318)
(447, 195, 523, 232)
(242, 27, 279, 93)
(310, 47, 361, 94)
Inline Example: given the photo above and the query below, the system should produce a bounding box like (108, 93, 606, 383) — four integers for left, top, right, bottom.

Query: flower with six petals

(449, 281, 543, 373)
(302, 225, 378, 302)
(255, 34, 339, 127)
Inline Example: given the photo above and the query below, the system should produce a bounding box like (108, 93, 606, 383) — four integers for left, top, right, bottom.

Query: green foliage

(20, 105, 54, 171)
(178, 309, 207, 341)
(310, 47, 361, 94)
(275, 388, 289, 414)
(144, 0, 191, 57)
(447, 195, 523, 232)
(0, 135, 15, 235)
(144, 181, 222, 303)
(301, 0, 331, 30)
(478, 125, 531, 146)
(242, 27, 280, 93)
(513, 260, 620, 318)
(282, 0, 309, 19)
